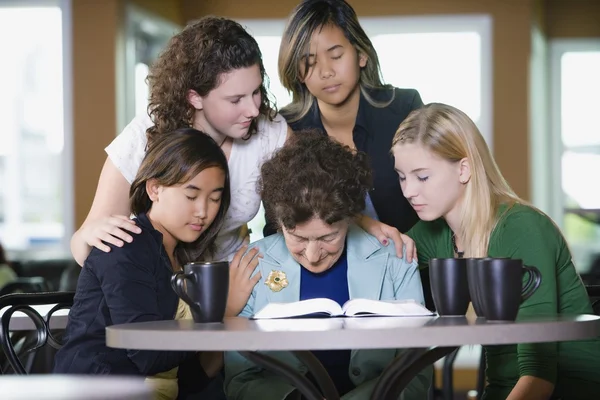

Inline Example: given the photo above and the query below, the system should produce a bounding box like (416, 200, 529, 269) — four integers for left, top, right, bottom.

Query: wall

(546, 0, 600, 39)
(182, 0, 534, 201)
(129, 0, 183, 25)
(72, 0, 122, 229)
(71, 0, 182, 228)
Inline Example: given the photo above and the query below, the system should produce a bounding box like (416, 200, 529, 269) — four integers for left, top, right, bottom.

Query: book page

(252, 298, 344, 319)
(341, 298, 433, 317)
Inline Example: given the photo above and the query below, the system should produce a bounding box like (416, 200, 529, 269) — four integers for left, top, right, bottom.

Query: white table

(0, 303, 69, 330)
(0, 375, 152, 400)
(106, 314, 600, 400)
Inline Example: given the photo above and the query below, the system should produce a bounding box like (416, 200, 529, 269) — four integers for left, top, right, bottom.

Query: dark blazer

(271, 87, 423, 235)
(54, 213, 197, 376)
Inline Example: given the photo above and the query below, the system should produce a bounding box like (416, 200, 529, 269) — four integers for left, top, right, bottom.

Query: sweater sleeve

(407, 219, 448, 270)
(488, 207, 560, 383)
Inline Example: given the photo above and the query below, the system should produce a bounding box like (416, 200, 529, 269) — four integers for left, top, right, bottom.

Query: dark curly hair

(145, 16, 276, 147)
(130, 128, 230, 265)
(260, 131, 372, 230)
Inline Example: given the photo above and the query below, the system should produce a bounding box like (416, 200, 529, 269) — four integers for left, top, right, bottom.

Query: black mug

(466, 257, 510, 318)
(171, 261, 229, 323)
(472, 258, 542, 321)
(429, 258, 470, 316)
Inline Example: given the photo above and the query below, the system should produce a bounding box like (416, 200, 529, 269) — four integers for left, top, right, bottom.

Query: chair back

(0, 291, 74, 374)
(0, 277, 49, 296)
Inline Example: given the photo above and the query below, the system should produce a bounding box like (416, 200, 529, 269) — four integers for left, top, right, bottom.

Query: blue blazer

(224, 224, 432, 400)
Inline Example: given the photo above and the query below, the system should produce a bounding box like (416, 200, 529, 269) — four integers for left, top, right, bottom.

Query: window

(550, 39, 600, 272)
(240, 15, 493, 242)
(0, 0, 72, 252)
(361, 15, 492, 147)
(121, 5, 180, 132)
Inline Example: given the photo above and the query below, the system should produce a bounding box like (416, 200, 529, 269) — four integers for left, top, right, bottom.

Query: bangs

(175, 161, 225, 186)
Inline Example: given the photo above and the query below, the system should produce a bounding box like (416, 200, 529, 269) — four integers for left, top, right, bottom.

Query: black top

(271, 87, 423, 234)
(54, 213, 207, 387)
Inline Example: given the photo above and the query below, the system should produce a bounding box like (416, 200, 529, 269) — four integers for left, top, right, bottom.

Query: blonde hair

(278, 0, 392, 123)
(392, 103, 523, 257)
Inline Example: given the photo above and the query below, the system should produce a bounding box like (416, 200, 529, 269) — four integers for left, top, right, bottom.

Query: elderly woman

(224, 131, 431, 400)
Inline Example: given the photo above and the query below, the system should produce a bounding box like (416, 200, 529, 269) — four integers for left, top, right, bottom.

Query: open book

(251, 298, 433, 320)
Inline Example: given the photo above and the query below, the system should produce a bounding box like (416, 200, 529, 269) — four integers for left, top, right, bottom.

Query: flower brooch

(265, 270, 288, 292)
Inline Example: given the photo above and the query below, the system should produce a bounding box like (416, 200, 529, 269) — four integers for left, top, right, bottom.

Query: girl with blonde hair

(392, 103, 600, 400)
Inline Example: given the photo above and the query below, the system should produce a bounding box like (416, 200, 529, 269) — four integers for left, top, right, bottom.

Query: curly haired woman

(224, 131, 431, 400)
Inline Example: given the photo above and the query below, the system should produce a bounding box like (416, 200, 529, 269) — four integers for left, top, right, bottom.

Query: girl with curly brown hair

(70, 16, 287, 317)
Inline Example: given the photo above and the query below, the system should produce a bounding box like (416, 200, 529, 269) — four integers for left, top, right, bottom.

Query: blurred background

(0, 0, 598, 395)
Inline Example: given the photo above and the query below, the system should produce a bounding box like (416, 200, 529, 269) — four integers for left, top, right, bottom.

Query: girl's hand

(357, 215, 417, 262)
(225, 246, 262, 317)
(80, 215, 141, 253)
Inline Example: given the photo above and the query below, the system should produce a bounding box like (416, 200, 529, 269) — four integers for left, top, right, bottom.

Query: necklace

(451, 232, 464, 258)
(218, 136, 228, 147)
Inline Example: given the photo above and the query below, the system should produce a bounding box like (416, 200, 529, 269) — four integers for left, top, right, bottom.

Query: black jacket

(54, 213, 200, 378)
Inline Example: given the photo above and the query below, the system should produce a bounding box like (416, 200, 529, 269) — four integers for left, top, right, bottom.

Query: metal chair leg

(240, 351, 323, 400)
(292, 351, 339, 400)
(371, 347, 459, 400)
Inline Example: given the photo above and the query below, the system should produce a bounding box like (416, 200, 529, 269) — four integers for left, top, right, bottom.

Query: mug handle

(521, 265, 542, 301)
(170, 271, 202, 315)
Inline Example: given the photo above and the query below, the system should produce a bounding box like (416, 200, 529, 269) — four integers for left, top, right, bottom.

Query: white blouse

(105, 113, 288, 261)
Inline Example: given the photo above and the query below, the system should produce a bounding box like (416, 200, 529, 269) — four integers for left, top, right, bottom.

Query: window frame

(120, 3, 181, 133)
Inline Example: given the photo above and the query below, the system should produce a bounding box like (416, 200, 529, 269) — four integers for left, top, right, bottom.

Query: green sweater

(408, 203, 600, 400)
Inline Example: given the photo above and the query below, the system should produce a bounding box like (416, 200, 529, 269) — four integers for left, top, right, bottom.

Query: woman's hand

(356, 215, 417, 262)
(79, 215, 141, 253)
(225, 246, 262, 317)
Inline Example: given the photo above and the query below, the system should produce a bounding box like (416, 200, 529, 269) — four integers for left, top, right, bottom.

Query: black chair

(58, 263, 81, 292)
(0, 277, 49, 296)
(585, 285, 600, 314)
(0, 291, 74, 374)
(17, 258, 79, 292)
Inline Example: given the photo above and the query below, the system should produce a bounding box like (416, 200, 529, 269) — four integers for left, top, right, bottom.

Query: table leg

(370, 346, 459, 400)
(442, 347, 460, 400)
(292, 351, 340, 400)
(239, 351, 324, 400)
